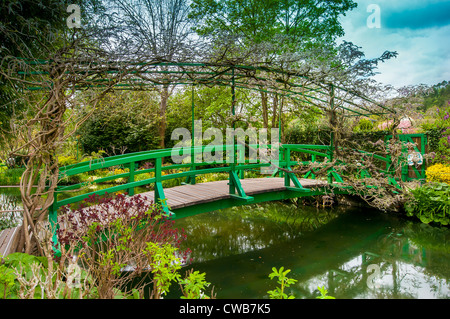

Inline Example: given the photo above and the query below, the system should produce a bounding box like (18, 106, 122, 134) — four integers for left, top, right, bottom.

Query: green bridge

(16, 60, 427, 252)
(50, 134, 427, 252)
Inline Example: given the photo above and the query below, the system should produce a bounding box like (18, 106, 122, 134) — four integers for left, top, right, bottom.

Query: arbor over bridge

(4, 61, 428, 256)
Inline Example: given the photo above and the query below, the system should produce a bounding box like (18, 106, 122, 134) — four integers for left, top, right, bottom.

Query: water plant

(267, 266, 297, 299)
(316, 285, 335, 299)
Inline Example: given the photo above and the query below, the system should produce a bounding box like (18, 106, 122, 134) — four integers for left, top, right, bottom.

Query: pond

(1, 186, 449, 299)
(172, 201, 450, 299)
(0, 187, 23, 229)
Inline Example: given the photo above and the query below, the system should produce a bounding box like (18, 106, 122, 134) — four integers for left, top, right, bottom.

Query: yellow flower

(426, 163, 450, 184)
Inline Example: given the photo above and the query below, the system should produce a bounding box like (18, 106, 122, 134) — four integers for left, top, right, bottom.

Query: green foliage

(421, 102, 450, 163)
(77, 91, 160, 155)
(0, 0, 69, 145)
(145, 242, 183, 298)
(0, 168, 25, 185)
(405, 183, 450, 226)
(316, 285, 335, 299)
(179, 269, 212, 299)
(419, 81, 450, 113)
(0, 255, 16, 299)
(285, 121, 331, 146)
(425, 128, 445, 154)
(0, 252, 95, 299)
(267, 266, 297, 299)
(190, 0, 357, 50)
(144, 242, 213, 299)
(267, 266, 336, 299)
(78, 114, 155, 155)
(58, 155, 78, 167)
(353, 118, 375, 132)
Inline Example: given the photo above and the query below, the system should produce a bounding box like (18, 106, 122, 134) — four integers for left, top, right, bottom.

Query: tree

(0, 0, 153, 254)
(189, 0, 358, 129)
(0, 0, 70, 161)
(77, 90, 161, 155)
(111, 0, 202, 149)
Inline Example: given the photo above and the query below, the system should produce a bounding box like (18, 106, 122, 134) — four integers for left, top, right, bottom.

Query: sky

(338, 0, 450, 88)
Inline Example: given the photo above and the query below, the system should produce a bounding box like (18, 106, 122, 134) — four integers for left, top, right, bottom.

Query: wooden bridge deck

(139, 177, 328, 210)
(0, 226, 20, 257)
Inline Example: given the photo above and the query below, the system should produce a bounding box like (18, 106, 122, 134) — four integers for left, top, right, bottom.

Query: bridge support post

(49, 186, 61, 256)
(127, 161, 135, 196)
(154, 157, 174, 217)
(228, 170, 253, 202)
(283, 147, 308, 192)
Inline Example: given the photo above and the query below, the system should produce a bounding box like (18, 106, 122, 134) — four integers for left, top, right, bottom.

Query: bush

(1, 193, 214, 299)
(1, 251, 95, 299)
(353, 118, 374, 132)
(405, 182, 450, 226)
(426, 163, 450, 184)
(422, 105, 450, 163)
(55, 193, 214, 299)
(0, 168, 25, 185)
(57, 155, 77, 167)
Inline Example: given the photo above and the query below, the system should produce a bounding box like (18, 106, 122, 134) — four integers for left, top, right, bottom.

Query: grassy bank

(0, 168, 25, 186)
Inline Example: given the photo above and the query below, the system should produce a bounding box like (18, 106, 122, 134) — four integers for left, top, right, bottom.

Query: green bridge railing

(49, 136, 426, 237)
(49, 142, 399, 220)
(48, 137, 427, 254)
(50, 144, 332, 223)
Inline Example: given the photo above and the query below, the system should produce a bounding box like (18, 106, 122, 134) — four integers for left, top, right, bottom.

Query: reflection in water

(174, 202, 450, 299)
(176, 202, 345, 263)
(0, 187, 22, 230)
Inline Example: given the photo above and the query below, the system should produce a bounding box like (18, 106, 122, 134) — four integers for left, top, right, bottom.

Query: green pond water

(1, 187, 449, 299)
(172, 202, 450, 299)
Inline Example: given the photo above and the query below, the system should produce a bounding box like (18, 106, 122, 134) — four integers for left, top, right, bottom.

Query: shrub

(354, 118, 374, 132)
(1, 249, 96, 299)
(405, 183, 450, 226)
(426, 163, 450, 184)
(56, 193, 191, 298)
(0, 168, 25, 185)
(2, 194, 214, 299)
(58, 155, 77, 167)
(422, 105, 450, 163)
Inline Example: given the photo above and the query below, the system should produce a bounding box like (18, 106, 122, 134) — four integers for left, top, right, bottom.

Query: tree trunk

(280, 95, 285, 143)
(271, 93, 278, 129)
(15, 81, 65, 255)
(261, 91, 269, 129)
(158, 84, 169, 149)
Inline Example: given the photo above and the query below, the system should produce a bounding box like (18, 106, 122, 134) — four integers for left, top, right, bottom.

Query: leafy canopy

(190, 0, 357, 50)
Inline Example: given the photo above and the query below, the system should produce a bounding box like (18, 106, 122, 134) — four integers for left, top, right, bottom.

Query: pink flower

(397, 118, 412, 129)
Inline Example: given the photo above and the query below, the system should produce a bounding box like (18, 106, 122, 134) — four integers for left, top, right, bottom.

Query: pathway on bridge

(140, 177, 328, 210)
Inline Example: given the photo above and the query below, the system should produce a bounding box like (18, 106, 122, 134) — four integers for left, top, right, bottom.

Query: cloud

(338, 0, 450, 87)
(384, 0, 450, 30)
